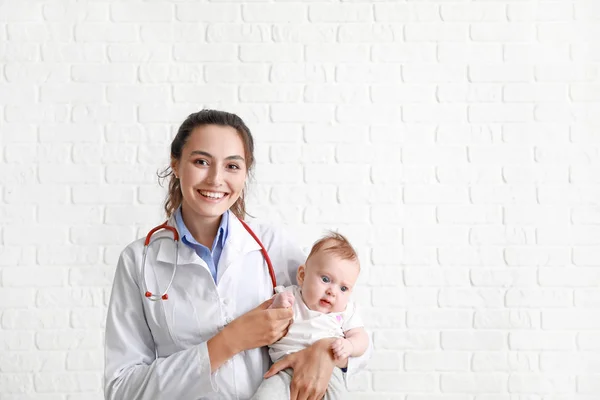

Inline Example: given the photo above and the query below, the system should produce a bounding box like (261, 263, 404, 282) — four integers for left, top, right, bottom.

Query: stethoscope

(141, 218, 276, 301)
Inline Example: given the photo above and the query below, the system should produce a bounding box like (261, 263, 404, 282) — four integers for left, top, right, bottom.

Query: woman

(104, 110, 369, 400)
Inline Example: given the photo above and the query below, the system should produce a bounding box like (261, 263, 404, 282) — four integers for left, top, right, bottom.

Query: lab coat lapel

(217, 214, 261, 283)
(155, 217, 201, 266)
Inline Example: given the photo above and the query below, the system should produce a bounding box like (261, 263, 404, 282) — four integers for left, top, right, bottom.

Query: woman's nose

(206, 165, 222, 185)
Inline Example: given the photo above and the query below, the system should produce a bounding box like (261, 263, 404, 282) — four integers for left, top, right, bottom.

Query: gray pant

(251, 368, 346, 400)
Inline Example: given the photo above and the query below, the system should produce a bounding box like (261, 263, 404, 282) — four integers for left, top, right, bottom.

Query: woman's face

(173, 124, 247, 221)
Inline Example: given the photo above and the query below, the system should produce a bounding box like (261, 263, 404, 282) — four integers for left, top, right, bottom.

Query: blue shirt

(174, 208, 229, 284)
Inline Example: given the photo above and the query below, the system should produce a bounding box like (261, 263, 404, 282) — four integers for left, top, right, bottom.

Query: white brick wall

(0, 0, 598, 398)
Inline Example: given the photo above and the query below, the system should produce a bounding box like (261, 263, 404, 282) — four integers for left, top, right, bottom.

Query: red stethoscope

(141, 218, 276, 301)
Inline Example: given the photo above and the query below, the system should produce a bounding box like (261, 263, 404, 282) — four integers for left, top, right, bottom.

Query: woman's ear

(171, 159, 179, 179)
(296, 265, 305, 286)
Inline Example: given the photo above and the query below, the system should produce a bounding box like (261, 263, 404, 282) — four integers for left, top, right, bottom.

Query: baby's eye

(341, 286, 348, 292)
(321, 276, 330, 283)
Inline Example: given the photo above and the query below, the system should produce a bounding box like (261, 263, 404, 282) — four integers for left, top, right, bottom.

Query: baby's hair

(306, 231, 360, 268)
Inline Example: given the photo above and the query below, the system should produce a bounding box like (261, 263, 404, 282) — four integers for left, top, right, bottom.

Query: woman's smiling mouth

(198, 190, 227, 200)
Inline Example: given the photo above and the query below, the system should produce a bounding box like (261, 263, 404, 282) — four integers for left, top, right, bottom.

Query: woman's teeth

(199, 190, 225, 199)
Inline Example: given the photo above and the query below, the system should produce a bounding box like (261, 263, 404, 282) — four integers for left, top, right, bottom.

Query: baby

(252, 232, 369, 399)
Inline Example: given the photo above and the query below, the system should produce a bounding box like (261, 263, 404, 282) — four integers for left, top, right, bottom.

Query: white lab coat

(104, 213, 371, 400)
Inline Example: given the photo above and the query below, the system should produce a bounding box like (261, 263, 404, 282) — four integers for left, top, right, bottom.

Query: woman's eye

(321, 276, 330, 283)
(341, 286, 348, 292)
(227, 164, 240, 170)
(194, 159, 208, 166)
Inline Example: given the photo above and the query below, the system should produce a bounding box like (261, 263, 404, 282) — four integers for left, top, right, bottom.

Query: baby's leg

(323, 368, 348, 400)
(250, 368, 293, 400)
(269, 291, 295, 309)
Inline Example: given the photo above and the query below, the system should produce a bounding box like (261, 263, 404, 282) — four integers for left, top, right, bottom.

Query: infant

(252, 232, 369, 399)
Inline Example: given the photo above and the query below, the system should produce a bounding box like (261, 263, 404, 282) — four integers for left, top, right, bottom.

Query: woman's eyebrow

(190, 150, 245, 162)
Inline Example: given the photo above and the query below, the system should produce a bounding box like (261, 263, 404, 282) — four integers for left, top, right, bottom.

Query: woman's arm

(105, 250, 219, 400)
(105, 249, 293, 400)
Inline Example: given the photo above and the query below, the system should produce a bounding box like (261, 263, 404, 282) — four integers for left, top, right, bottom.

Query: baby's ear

(296, 265, 305, 285)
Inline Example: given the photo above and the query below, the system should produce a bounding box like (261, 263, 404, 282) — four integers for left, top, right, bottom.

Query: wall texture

(1, 0, 599, 398)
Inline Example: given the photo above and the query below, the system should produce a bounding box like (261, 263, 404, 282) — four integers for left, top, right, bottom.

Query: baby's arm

(269, 290, 295, 309)
(331, 327, 369, 363)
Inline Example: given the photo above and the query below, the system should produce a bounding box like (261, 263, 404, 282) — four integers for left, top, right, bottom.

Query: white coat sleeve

(104, 248, 218, 400)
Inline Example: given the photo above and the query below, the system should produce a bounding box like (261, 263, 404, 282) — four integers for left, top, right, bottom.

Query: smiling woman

(103, 109, 370, 400)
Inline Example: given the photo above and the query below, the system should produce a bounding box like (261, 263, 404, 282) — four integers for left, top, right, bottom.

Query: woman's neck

(180, 203, 222, 249)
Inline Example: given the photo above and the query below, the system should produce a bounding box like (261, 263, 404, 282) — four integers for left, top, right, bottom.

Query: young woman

(104, 110, 369, 400)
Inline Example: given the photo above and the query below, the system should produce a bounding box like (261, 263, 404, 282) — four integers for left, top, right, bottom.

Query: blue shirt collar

(174, 207, 229, 251)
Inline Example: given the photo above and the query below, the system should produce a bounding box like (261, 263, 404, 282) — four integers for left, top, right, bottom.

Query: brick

(374, 3, 439, 22)
(437, 206, 502, 224)
(36, 288, 104, 308)
(309, 4, 372, 22)
(438, 247, 504, 267)
(442, 332, 507, 351)
(2, 309, 68, 329)
(207, 23, 270, 43)
(404, 64, 466, 83)
(471, 352, 537, 372)
(0, 331, 34, 351)
(376, 331, 438, 350)
(271, 104, 334, 123)
(72, 105, 135, 123)
(0, 84, 36, 105)
(2, 268, 67, 287)
(71, 64, 136, 83)
(474, 310, 541, 329)
(470, 185, 536, 204)
(337, 105, 401, 125)
(439, 43, 502, 63)
(541, 352, 600, 373)
(441, 3, 506, 22)
(360, 308, 405, 329)
(176, 4, 239, 22)
(439, 289, 504, 308)
(171, 45, 235, 63)
(66, 351, 103, 371)
(371, 84, 435, 103)
(306, 45, 369, 63)
(573, 247, 600, 266)
(509, 332, 575, 350)
(337, 64, 401, 83)
(373, 373, 436, 392)
(306, 84, 369, 104)
(0, 351, 65, 373)
(272, 24, 335, 43)
(0, 289, 35, 308)
(242, 4, 306, 22)
(239, 44, 302, 62)
(509, 2, 574, 21)
(441, 373, 507, 393)
(70, 226, 135, 245)
(470, 23, 534, 42)
(70, 309, 105, 329)
(543, 310, 600, 330)
(373, 288, 437, 307)
(38, 205, 103, 225)
(471, 268, 537, 288)
(405, 268, 470, 287)
(338, 24, 399, 43)
(271, 63, 333, 83)
(404, 185, 469, 204)
(405, 351, 469, 372)
(407, 310, 472, 329)
(205, 64, 267, 83)
(405, 23, 468, 42)
(75, 23, 137, 42)
(508, 374, 575, 393)
(373, 43, 436, 63)
(436, 166, 503, 185)
(7, 22, 72, 42)
(504, 43, 570, 63)
(34, 372, 101, 393)
(173, 84, 236, 103)
(35, 330, 102, 351)
(107, 44, 171, 63)
(438, 83, 501, 103)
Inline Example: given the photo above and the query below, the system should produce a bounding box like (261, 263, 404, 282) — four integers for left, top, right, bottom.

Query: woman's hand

(225, 298, 294, 353)
(263, 338, 336, 400)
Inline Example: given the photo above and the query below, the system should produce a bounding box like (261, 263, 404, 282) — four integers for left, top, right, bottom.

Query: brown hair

(306, 231, 359, 268)
(158, 109, 255, 220)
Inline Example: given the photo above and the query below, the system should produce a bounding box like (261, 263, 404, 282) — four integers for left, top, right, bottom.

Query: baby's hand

(269, 291, 295, 309)
(331, 338, 353, 360)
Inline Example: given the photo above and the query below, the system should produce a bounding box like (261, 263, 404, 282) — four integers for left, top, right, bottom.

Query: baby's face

(297, 249, 359, 314)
